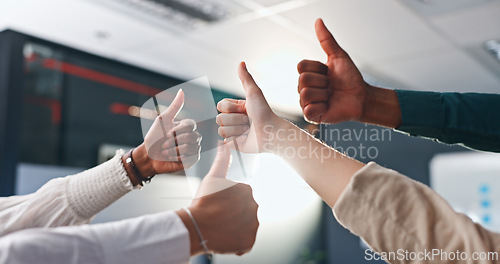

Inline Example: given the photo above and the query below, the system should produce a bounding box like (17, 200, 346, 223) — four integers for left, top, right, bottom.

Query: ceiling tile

(430, 1, 500, 46)
(281, 0, 450, 61)
(4, 0, 167, 57)
(400, 0, 494, 16)
(179, 18, 330, 114)
(371, 47, 500, 93)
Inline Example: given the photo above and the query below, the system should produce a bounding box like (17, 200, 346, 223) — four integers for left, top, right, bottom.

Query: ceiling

(0, 0, 499, 116)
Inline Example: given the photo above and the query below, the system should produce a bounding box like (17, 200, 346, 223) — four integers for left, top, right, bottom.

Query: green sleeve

(395, 90, 500, 152)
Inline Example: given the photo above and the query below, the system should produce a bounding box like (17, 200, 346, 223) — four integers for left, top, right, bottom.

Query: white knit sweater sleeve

(0, 150, 133, 237)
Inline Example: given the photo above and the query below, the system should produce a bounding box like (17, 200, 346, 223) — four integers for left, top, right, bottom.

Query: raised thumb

(238, 62, 265, 100)
(315, 18, 345, 58)
(206, 142, 231, 179)
(161, 89, 184, 121)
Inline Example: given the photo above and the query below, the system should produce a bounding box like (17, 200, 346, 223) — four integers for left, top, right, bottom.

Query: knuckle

(241, 115, 249, 124)
(298, 73, 308, 84)
(186, 118, 196, 125)
(195, 132, 202, 141)
(297, 59, 310, 72)
(184, 120, 196, 130)
(300, 89, 315, 105)
(248, 236, 257, 247)
(240, 125, 249, 133)
(244, 185, 253, 196)
(253, 219, 260, 231)
(215, 114, 223, 125)
(218, 127, 225, 137)
(216, 101, 224, 112)
(298, 59, 308, 65)
(300, 87, 311, 97)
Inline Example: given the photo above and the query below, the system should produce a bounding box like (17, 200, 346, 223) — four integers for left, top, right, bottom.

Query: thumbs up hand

(216, 62, 283, 153)
(134, 89, 202, 179)
(178, 143, 259, 256)
(298, 18, 369, 124)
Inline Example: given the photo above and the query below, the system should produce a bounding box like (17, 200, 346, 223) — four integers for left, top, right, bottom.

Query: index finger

(297, 60, 328, 75)
(217, 99, 247, 114)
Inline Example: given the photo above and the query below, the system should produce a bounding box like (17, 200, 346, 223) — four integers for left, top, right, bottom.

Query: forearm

(334, 163, 500, 264)
(358, 87, 500, 152)
(0, 211, 190, 264)
(175, 209, 204, 256)
(0, 152, 133, 236)
(396, 90, 500, 152)
(359, 85, 402, 128)
(268, 119, 365, 207)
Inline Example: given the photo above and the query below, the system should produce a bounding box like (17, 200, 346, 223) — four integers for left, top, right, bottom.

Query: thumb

(194, 142, 236, 199)
(315, 18, 345, 58)
(206, 142, 231, 179)
(161, 89, 184, 121)
(238, 62, 266, 104)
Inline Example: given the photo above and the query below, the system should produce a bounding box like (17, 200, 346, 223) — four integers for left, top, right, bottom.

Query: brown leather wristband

(123, 148, 155, 186)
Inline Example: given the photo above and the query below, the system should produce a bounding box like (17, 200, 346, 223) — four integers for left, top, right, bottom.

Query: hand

(177, 143, 259, 256)
(132, 90, 202, 178)
(216, 62, 283, 153)
(297, 18, 369, 124)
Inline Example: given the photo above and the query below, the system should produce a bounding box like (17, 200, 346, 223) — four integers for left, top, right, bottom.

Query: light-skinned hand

(216, 62, 282, 153)
(133, 90, 202, 178)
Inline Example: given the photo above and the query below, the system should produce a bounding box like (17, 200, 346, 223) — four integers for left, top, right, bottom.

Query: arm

(0, 144, 258, 263)
(217, 62, 364, 207)
(0, 90, 202, 236)
(334, 163, 500, 264)
(297, 19, 500, 152)
(395, 90, 500, 152)
(219, 63, 500, 263)
(0, 212, 190, 264)
(0, 152, 132, 236)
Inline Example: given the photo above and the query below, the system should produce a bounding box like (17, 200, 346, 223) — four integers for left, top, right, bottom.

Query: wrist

(132, 144, 157, 178)
(359, 85, 402, 128)
(264, 118, 294, 154)
(121, 153, 142, 187)
(176, 207, 205, 256)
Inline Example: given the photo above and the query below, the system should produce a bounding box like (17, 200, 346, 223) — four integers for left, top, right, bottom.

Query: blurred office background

(0, 0, 500, 263)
